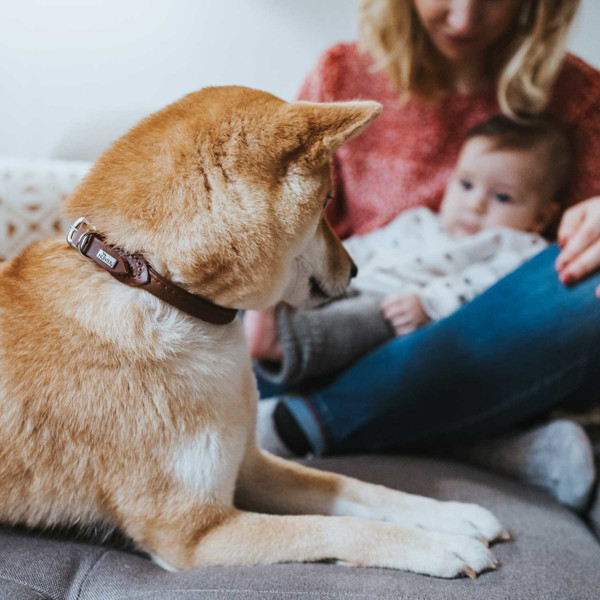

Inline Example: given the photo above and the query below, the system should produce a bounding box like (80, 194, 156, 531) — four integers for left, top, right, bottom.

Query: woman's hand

(382, 292, 431, 336)
(556, 197, 600, 297)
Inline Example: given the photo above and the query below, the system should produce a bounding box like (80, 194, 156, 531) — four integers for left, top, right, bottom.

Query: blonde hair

(358, 0, 580, 118)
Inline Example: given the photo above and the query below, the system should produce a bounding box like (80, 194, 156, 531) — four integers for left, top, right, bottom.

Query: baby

(351, 113, 570, 338)
(248, 114, 572, 387)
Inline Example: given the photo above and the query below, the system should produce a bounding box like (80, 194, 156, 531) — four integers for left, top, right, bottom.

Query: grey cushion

(0, 456, 598, 600)
(0, 581, 49, 600)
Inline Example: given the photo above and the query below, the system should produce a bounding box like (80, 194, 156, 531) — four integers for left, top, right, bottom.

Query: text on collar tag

(96, 249, 118, 268)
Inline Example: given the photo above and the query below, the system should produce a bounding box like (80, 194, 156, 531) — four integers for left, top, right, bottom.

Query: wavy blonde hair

(358, 0, 580, 118)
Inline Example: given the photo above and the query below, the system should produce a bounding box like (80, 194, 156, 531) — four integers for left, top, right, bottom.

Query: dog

(0, 86, 508, 578)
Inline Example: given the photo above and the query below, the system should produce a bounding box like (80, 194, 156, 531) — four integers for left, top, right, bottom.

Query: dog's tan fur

(0, 86, 507, 577)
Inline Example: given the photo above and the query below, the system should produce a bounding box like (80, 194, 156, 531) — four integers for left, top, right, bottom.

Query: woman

(247, 0, 600, 510)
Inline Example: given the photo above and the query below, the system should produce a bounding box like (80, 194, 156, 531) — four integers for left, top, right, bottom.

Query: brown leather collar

(66, 218, 238, 325)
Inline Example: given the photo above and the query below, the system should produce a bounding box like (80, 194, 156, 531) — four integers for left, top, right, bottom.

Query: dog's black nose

(350, 261, 358, 279)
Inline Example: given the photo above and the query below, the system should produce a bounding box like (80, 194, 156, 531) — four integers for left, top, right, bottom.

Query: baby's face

(440, 137, 557, 238)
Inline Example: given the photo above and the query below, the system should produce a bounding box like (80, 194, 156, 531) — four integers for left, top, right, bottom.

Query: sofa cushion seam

(74, 550, 110, 600)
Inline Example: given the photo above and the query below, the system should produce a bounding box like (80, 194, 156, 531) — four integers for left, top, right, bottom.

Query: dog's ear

(278, 100, 382, 170)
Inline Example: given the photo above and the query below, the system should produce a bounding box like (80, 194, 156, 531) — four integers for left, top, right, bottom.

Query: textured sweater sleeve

(565, 99, 600, 208)
(419, 232, 548, 321)
(551, 55, 600, 210)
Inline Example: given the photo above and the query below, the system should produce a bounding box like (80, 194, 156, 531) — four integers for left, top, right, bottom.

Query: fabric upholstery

(0, 456, 598, 599)
(0, 158, 90, 261)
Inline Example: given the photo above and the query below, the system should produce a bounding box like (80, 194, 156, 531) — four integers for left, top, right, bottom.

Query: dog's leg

(236, 448, 508, 543)
(129, 502, 496, 578)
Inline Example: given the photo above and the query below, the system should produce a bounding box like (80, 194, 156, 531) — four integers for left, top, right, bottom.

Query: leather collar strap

(66, 218, 238, 325)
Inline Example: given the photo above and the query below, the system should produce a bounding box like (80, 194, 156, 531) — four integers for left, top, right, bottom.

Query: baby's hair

(466, 114, 573, 204)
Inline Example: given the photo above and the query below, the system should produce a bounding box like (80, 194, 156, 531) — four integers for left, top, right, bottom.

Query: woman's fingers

(557, 204, 585, 248)
(556, 222, 600, 273)
(559, 238, 600, 285)
(556, 198, 600, 277)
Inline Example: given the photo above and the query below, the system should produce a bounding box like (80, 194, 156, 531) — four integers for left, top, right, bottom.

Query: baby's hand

(381, 292, 430, 336)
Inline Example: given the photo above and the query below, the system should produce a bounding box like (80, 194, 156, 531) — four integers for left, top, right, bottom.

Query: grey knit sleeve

(253, 292, 394, 386)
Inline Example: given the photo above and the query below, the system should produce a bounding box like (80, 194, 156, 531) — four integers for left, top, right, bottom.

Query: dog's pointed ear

(278, 100, 382, 170)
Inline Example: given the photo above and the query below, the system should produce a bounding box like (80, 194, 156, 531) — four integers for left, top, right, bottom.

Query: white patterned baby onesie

(344, 207, 548, 319)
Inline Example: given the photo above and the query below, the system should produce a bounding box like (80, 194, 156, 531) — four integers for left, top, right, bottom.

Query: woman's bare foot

(243, 306, 283, 361)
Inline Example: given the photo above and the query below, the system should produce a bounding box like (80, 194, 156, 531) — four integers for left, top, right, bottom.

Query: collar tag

(96, 249, 118, 269)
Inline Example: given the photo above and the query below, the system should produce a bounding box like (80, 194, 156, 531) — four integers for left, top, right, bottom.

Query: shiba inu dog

(0, 86, 508, 578)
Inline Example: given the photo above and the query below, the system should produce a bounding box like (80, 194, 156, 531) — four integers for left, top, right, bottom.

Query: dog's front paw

(382, 493, 509, 543)
(404, 530, 499, 579)
(430, 501, 509, 543)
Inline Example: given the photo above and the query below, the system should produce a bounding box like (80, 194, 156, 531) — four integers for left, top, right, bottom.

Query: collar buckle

(66, 217, 95, 250)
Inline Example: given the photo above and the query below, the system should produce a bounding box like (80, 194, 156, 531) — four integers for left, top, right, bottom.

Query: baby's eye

(494, 192, 513, 203)
(459, 179, 473, 190)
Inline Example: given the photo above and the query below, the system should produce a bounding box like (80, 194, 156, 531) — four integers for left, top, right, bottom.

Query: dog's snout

(350, 260, 358, 279)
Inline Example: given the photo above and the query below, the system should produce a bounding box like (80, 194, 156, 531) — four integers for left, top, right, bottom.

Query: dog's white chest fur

(172, 429, 245, 504)
(160, 313, 254, 504)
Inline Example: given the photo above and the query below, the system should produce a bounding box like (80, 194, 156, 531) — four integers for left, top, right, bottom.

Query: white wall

(1, 0, 598, 161)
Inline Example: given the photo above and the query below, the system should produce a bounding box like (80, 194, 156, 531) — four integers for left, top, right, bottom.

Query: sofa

(1, 158, 599, 599)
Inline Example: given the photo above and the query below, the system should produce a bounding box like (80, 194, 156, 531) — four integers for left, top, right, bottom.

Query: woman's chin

(433, 38, 484, 65)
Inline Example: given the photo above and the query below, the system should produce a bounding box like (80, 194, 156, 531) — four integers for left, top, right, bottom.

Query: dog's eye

(324, 194, 334, 209)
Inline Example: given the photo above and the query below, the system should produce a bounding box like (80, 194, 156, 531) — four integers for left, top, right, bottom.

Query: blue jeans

(257, 246, 600, 455)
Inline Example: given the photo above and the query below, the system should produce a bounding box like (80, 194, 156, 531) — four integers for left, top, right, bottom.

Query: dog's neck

(66, 218, 238, 325)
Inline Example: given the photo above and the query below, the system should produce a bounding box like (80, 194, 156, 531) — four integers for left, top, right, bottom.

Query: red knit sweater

(297, 43, 600, 240)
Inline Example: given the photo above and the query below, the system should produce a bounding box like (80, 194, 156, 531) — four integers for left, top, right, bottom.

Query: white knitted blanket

(0, 158, 90, 261)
